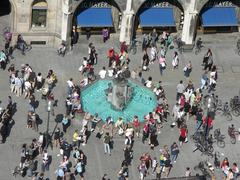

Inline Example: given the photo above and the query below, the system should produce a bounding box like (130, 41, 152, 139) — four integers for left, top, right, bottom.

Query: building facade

(8, 0, 240, 47)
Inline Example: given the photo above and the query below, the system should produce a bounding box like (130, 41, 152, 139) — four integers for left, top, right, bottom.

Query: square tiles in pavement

(231, 65, 240, 73)
(217, 65, 224, 73)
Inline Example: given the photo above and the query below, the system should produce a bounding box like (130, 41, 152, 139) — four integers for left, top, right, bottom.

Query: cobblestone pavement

(1, 14, 240, 180)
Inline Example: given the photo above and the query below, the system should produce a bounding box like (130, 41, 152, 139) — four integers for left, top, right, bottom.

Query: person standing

(132, 115, 140, 137)
(107, 47, 115, 67)
(150, 28, 158, 47)
(36, 72, 43, 91)
(14, 75, 23, 97)
(71, 26, 79, 49)
(98, 66, 107, 79)
(103, 132, 111, 155)
(41, 150, 49, 172)
(142, 50, 150, 71)
(102, 27, 109, 43)
(172, 51, 179, 70)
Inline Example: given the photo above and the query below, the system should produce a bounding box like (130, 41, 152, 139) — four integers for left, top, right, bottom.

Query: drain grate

(231, 66, 240, 73)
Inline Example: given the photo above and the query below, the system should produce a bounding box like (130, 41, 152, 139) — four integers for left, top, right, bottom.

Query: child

(185, 167, 191, 177)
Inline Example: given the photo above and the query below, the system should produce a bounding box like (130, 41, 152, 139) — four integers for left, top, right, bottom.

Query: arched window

(31, 0, 47, 27)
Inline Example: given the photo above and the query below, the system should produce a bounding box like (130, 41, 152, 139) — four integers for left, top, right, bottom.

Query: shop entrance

(198, 0, 240, 33)
(73, 0, 121, 35)
(134, 0, 184, 35)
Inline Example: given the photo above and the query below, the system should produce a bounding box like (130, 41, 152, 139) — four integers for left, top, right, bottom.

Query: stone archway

(72, 0, 122, 33)
(197, 0, 240, 33)
(133, 0, 184, 35)
(0, 0, 17, 33)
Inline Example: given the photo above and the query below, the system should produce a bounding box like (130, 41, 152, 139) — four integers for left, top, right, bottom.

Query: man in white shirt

(67, 78, 74, 96)
(99, 66, 107, 79)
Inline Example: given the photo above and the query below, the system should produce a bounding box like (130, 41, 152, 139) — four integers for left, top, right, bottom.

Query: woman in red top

(179, 125, 187, 146)
(132, 116, 140, 137)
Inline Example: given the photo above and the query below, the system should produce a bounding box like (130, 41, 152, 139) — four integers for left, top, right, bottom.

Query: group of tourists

(0, 26, 239, 180)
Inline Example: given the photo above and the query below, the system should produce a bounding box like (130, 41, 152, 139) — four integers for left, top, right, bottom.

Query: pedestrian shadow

(11, 102, 17, 116)
(5, 118, 15, 138)
(36, 114, 43, 126)
(33, 100, 39, 109)
(55, 114, 63, 123)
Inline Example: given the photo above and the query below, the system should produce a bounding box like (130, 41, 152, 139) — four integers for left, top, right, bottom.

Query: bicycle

(12, 165, 24, 177)
(215, 102, 232, 121)
(213, 128, 225, 148)
(193, 135, 214, 157)
(228, 124, 240, 144)
(194, 160, 215, 179)
(230, 96, 240, 117)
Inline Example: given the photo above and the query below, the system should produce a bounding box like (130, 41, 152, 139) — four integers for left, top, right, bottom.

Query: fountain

(105, 69, 132, 111)
(81, 70, 157, 122)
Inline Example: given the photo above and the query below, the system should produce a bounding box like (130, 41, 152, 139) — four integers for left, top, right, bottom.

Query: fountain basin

(81, 79, 157, 122)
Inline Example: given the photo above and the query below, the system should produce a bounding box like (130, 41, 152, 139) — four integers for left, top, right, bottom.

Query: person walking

(103, 132, 111, 156)
(74, 159, 84, 180)
(203, 49, 213, 71)
(179, 125, 187, 146)
(159, 55, 166, 76)
(62, 114, 70, 133)
(72, 130, 81, 149)
(176, 80, 185, 101)
(183, 61, 192, 78)
(170, 142, 179, 163)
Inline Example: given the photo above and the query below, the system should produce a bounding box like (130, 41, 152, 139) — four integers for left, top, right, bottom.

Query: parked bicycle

(228, 124, 240, 144)
(213, 128, 225, 148)
(230, 96, 240, 117)
(193, 134, 214, 157)
(194, 160, 215, 179)
(215, 102, 232, 121)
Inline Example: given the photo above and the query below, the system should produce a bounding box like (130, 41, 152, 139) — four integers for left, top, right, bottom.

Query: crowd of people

(0, 27, 239, 180)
